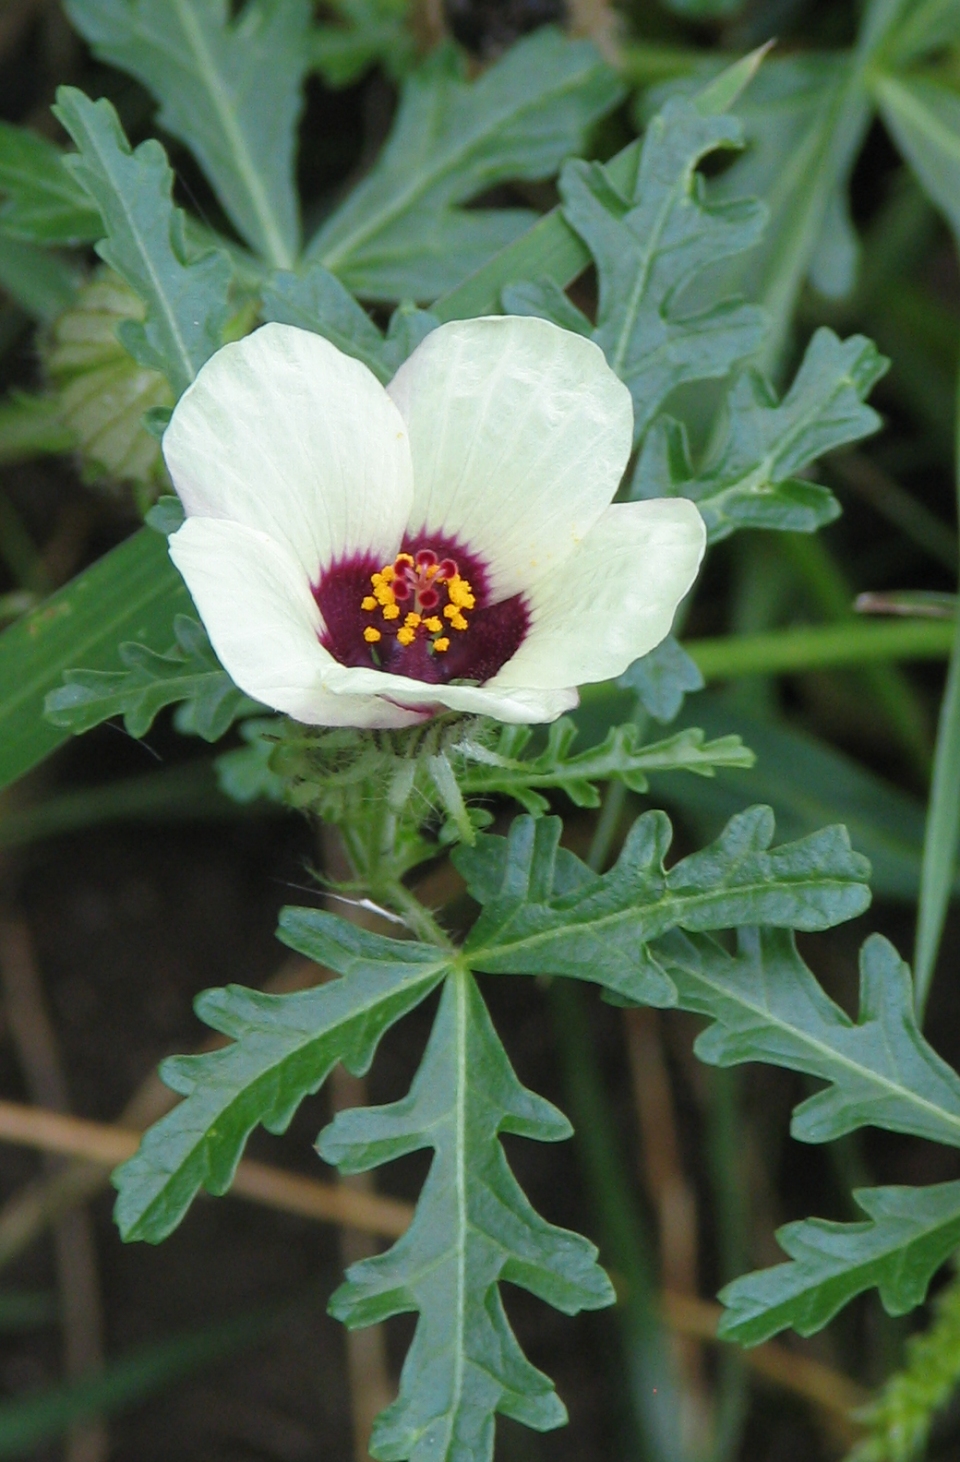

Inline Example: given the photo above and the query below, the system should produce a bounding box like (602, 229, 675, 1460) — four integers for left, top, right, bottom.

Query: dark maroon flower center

(313, 534, 528, 686)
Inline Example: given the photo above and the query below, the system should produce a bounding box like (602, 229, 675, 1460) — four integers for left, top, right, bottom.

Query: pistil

(361, 548, 475, 657)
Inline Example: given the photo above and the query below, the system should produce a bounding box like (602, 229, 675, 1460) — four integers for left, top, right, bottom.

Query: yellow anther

(373, 582, 396, 607)
(433, 637, 450, 653)
(380, 564, 396, 582)
(447, 575, 475, 609)
(425, 564, 439, 578)
(361, 596, 377, 611)
(382, 604, 400, 621)
(404, 612, 421, 629)
(363, 627, 381, 643)
(423, 616, 442, 633)
(395, 552, 414, 566)
(450, 612, 468, 631)
(396, 626, 416, 646)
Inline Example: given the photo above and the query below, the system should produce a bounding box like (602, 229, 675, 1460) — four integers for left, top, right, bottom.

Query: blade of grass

(0, 1305, 288, 1457)
(0, 529, 189, 793)
(914, 370, 960, 1018)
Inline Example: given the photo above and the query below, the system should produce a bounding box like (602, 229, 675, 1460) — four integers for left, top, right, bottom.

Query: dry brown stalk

(0, 1097, 413, 1236)
(0, 915, 109, 1462)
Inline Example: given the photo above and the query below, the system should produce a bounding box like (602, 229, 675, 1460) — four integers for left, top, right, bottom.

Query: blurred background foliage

(3, 0, 960, 1459)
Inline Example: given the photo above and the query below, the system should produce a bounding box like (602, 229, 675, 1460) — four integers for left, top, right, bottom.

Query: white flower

(163, 317, 706, 729)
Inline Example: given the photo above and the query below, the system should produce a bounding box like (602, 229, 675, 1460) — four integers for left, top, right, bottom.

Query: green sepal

(113, 912, 450, 1242)
(322, 969, 613, 1462)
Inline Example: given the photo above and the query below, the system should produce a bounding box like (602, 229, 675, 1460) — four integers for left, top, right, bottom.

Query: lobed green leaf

(660, 928, 960, 1148)
(322, 969, 613, 1462)
(113, 911, 449, 1242)
(456, 807, 871, 1004)
(718, 1180, 960, 1345)
(53, 87, 233, 397)
(544, 96, 768, 443)
(44, 613, 246, 742)
(631, 327, 887, 541)
(262, 263, 438, 382)
(308, 28, 624, 301)
(64, 0, 311, 267)
(0, 119, 101, 246)
(453, 716, 753, 816)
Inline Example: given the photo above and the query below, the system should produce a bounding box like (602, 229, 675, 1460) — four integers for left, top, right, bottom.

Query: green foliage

(663, 929, 960, 1148)
(44, 613, 246, 741)
(322, 969, 613, 1462)
(0, 235, 79, 322)
(308, 0, 415, 87)
(643, 692, 946, 902)
(631, 328, 886, 541)
(0, 529, 188, 793)
(617, 634, 704, 724)
(0, 120, 101, 245)
(718, 1180, 960, 1346)
(53, 87, 233, 397)
(874, 73, 960, 246)
(457, 807, 871, 1003)
(453, 716, 754, 815)
(308, 28, 624, 300)
(64, 0, 311, 267)
(113, 912, 450, 1241)
(546, 96, 767, 442)
(262, 263, 438, 382)
(851, 1263, 960, 1462)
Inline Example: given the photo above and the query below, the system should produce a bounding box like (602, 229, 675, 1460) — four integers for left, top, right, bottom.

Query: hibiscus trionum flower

(163, 316, 705, 729)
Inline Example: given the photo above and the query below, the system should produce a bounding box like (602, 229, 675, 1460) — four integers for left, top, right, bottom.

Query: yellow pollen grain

(423, 616, 442, 633)
(397, 626, 416, 646)
(433, 637, 450, 653)
(382, 604, 400, 621)
(404, 612, 421, 628)
(363, 627, 381, 643)
(361, 596, 377, 611)
(447, 576, 475, 609)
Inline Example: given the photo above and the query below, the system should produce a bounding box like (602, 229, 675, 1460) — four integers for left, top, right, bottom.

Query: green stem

(379, 876, 456, 951)
(782, 533, 932, 776)
(682, 617, 953, 681)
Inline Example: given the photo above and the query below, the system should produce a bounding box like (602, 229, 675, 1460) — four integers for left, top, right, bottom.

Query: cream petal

(169, 517, 421, 728)
(387, 316, 633, 601)
(323, 661, 578, 725)
(490, 499, 706, 689)
(163, 323, 414, 580)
